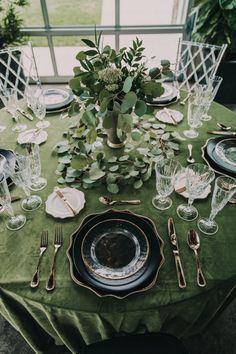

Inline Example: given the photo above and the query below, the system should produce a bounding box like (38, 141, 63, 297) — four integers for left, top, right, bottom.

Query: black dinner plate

(206, 137, 236, 175)
(0, 149, 16, 185)
(43, 88, 74, 111)
(70, 209, 164, 295)
(80, 218, 150, 286)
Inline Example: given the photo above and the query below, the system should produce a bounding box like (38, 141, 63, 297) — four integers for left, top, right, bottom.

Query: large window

(21, 0, 191, 83)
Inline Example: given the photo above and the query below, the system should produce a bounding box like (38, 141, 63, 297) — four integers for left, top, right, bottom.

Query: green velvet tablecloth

(0, 99, 236, 354)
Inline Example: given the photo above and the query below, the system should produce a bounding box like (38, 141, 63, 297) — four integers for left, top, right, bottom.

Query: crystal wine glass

(1, 88, 27, 132)
(198, 176, 236, 235)
(6, 155, 42, 211)
(0, 172, 26, 230)
(177, 163, 215, 221)
(152, 158, 182, 210)
(33, 90, 50, 129)
(183, 94, 202, 138)
(199, 76, 223, 122)
(25, 143, 47, 191)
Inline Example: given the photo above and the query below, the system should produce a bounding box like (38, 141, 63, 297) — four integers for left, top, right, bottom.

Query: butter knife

(207, 130, 236, 136)
(54, 187, 77, 215)
(17, 108, 34, 121)
(168, 217, 186, 289)
(164, 107, 177, 125)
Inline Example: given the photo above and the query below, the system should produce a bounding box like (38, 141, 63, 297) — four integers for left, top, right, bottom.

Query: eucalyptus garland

(54, 115, 183, 194)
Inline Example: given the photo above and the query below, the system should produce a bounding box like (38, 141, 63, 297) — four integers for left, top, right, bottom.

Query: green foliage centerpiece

(55, 33, 181, 194)
(69, 32, 172, 148)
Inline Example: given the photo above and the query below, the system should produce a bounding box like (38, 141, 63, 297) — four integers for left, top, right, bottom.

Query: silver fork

(30, 230, 48, 288)
(46, 226, 63, 291)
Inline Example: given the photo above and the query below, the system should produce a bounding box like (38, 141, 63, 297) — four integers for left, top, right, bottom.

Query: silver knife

(168, 217, 186, 289)
(17, 108, 34, 121)
(207, 130, 236, 136)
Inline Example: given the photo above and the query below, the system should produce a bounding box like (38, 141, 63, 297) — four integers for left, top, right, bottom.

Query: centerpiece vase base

(106, 110, 125, 149)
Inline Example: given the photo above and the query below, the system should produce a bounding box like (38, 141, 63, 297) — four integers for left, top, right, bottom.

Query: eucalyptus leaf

(133, 179, 143, 189)
(123, 76, 133, 93)
(107, 183, 119, 194)
(118, 155, 129, 161)
(57, 177, 66, 184)
(58, 156, 71, 164)
(89, 168, 106, 180)
(108, 156, 117, 163)
(71, 155, 88, 170)
(109, 165, 119, 172)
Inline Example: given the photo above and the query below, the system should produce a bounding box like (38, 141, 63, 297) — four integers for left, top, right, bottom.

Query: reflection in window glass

(46, 0, 114, 26)
(54, 36, 115, 76)
(27, 37, 54, 77)
(20, 1, 44, 26)
(120, 34, 182, 65)
(120, 0, 186, 25)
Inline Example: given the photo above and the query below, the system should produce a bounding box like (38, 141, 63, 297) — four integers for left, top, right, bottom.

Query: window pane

(53, 36, 115, 76)
(27, 37, 54, 77)
(120, 0, 187, 25)
(20, 1, 44, 26)
(120, 34, 182, 65)
(47, 0, 115, 26)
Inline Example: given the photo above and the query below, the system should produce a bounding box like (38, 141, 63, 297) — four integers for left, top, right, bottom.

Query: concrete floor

(0, 104, 236, 353)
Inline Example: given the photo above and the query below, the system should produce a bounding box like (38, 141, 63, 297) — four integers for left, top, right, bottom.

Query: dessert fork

(46, 226, 63, 291)
(30, 230, 48, 288)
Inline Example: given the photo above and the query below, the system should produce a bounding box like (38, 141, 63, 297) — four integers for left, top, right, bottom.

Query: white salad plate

(45, 187, 85, 218)
(17, 129, 48, 145)
(155, 109, 183, 125)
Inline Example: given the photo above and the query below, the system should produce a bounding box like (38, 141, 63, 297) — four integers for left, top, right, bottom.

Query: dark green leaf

(107, 183, 119, 194)
(89, 168, 106, 180)
(134, 100, 147, 116)
(82, 38, 96, 48)
(121, 92, 137, 113)
(71, 155, 88, 169)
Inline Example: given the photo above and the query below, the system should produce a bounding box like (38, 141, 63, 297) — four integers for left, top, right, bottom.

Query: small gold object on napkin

(54, 187, 77, 215)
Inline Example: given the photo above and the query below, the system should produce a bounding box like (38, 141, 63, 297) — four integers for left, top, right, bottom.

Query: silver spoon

(187, 144, 195, 164)
(99, 196, 141, 206)
(217, 122, 231, 131)
(187, 229, 206, 287)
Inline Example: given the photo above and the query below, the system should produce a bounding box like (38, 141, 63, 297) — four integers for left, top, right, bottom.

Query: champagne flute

(33, 90, 50, 129)
(183, 94, 202, 138)
(198, 176, 236, 235)
(25, 143, 47, 191)
(152, 158, 182, 210)
(199, 76, 223, 122)
(0, 172, 26, 230)
(177, 163, 215, 221)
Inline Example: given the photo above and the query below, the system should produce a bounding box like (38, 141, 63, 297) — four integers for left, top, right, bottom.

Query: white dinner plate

(17, 129, 48, 145)
(155, 109, 183, 125)
(45, 187, 85, 218)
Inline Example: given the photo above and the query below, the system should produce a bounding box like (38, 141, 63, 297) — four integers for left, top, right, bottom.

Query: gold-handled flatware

(54, 187, 77, 215)
(217, 122, 231, 131)
(180, 92, 191, 106)
(30, 230, 48, 288)
(46, 226, 63, 291)
(168, 218, 186, 289)
(187, 144, 195, 164)
(163, 107, 177, 125)
(99, 196, 141, 206)
(187, 229, 206, 287)
(207, 130, 236, 136)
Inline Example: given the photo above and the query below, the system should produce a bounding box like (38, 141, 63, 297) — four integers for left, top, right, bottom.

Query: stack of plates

(67, 209, 164, 299)
(43, 88, 74, 113)
(145, 83, 179, 106)
(202, 137, 236, 177)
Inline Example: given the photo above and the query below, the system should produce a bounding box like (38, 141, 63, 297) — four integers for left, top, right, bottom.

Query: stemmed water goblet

(0, 172, 26, 230)
(183, 94, 202, 138)
(177, 163, 215, 221)
(5, 155, 42, 211)
(198, 176, 236, 235)
(25, 143, 47, 191)
(0, 88, 27, 132)
(152, 158, 182, 210)
(32, 90, 50, 129)
(198, 76, 223, 122)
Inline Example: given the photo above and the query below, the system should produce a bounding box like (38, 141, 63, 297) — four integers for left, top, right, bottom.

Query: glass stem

(23, 186, 31, 198)
(5, 204, 14, 217)
(209, 210, 217, 222)
(188, 198, 194, 207)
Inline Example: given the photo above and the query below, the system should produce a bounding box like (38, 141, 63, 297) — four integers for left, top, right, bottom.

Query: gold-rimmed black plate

(67, 209, 165, 298)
